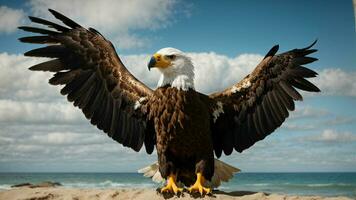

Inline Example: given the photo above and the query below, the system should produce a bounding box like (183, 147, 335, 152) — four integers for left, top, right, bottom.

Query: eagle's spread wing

(209, 41, 320, 157)
(19, 9, 155, 153)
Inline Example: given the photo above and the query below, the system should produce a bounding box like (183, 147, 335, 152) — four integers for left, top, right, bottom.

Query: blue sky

(0, 0, 355, 172)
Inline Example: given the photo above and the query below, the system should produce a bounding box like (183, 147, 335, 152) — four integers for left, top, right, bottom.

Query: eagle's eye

(166, 55, 176, 60)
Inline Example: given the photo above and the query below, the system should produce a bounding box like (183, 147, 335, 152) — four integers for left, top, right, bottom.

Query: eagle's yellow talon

(188, 173, 212, 195)
(160, 174, 183, 194)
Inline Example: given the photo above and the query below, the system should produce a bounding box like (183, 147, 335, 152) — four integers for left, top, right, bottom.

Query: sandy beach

(0, 187, 353, 200)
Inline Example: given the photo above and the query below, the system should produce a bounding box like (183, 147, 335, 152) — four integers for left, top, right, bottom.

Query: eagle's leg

(188, 172, 211, 195)
(158, 151, 183, 194)
(160, 173, 183, 194)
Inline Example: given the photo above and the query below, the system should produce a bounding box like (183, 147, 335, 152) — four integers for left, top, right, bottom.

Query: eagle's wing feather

(209, 41, 320, 157)
(19, 9, 155, 153)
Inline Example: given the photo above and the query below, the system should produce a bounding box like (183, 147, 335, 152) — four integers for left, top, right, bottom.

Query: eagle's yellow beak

(148, 53, 171, 71)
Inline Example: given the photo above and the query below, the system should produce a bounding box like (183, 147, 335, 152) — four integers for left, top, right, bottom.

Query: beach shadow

(214, 190, 270, 197)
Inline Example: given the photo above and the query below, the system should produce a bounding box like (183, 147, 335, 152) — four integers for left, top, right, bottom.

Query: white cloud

(0, 123, 156, 171)
(0, 6, 25, 34)
(283, 123, 316, 131)
(0, 53, 57, 101)
(289, 106, 329, 120)
(114, 34, 149, 49)
(121, 54, 160, 88)
(0, 100, 83, 124)
(283, 106, 354, 131)
(305, 129, 356, 143)
(28, 0, 182, 49)
(312, 68, 356, 97)
(28, 132, 107, 145)
(29, 0, 175, 31)
(191, 53, 263, 93)
(321, 116, 355, 126)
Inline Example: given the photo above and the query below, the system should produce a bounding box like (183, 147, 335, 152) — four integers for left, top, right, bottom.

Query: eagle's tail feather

(137, 162, 164, 183)
(208, 159, 240, 188)
(137, 159, 240, 188)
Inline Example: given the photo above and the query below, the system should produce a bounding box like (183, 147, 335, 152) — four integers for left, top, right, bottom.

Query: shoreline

(0, 187, 353, 200)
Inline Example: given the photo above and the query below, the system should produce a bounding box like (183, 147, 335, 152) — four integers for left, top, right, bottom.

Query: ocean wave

(306, 183, 354, 187)
(247, 183, 271, 186)
(243, 182, 355, 189)
(62, 180, 156, 189)
(217, 186, 230, 190)
(0, 184, 11, 190)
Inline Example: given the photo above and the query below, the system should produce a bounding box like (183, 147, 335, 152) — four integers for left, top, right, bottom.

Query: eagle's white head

(148, 47, 194, 91)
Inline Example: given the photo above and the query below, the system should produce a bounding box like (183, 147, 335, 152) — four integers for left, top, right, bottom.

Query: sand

(0, 187, 353, 200)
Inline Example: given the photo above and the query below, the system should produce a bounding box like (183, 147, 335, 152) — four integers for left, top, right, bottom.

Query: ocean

(0, 172, 355, 198)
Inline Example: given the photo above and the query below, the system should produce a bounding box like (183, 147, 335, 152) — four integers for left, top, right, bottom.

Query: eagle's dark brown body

(147, 86, 214, 186)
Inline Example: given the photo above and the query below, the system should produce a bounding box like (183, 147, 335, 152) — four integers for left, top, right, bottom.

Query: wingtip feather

(28, 66, 44, 71)
(48, 8, 81, 28)
(264, 44, 279, 59)
(28, 16, 35, 22)
(303, 39, 318, 50)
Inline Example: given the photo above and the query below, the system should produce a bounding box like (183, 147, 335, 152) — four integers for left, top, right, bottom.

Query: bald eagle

(19, 9, 320, 195)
